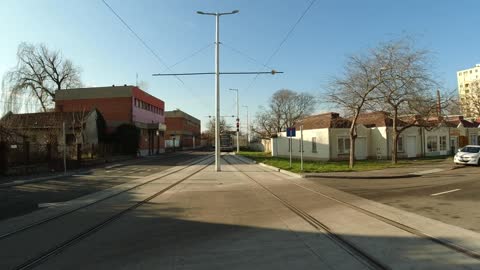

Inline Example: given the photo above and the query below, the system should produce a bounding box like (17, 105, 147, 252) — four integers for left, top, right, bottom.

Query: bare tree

(2, 42, 82, 113)
(205, 117, 232, 143)
(253, 89, 316, 138)
(373, 38, 439, 164)
(327, 53, 384, 168)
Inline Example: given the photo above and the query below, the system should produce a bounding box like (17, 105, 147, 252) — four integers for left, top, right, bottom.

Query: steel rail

(14, 157, 214, 270)
(227, 154, 480, 262)
(221, 155, 388, 270)
(0, 153, 212, 241)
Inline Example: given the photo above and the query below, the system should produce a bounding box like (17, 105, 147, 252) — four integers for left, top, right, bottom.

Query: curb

(0, 173, 77, 188)
(256, 162, 302, 178)
(303, 174, 420, 179)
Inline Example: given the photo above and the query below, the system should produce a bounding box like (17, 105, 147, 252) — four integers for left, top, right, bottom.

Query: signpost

(286, 127, 296, 168)
(300, 125, 304, 171)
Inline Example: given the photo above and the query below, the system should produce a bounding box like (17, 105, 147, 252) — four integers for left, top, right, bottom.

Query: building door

(406, 136, 416, 158)
(355, 137, 367, 160)
(450, 136, 458, 153)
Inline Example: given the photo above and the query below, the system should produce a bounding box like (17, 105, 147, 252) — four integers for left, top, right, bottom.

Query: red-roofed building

(55, 85, 166, 155)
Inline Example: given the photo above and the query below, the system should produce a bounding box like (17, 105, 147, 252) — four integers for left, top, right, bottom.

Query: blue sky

(0, 0, 478, 131)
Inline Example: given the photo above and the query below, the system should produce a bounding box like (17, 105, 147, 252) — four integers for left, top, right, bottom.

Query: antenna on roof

(136, 73, 138, 86)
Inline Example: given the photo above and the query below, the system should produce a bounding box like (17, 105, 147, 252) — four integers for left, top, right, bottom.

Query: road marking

(72, 174, 141, 179)
(105, 164, 124, 169)
(431, 189, 461, 196)
(410, 168, 445, 176)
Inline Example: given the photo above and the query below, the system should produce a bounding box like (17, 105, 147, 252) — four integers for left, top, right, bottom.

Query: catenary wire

(101, 0, 211, 109)
(245, 0, 318, 91)
(220, 42, 275, 71)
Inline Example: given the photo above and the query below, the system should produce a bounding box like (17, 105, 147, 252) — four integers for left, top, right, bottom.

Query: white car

(454, 145, 480, 165)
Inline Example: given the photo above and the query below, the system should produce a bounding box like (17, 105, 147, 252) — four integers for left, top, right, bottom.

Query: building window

(397, 136, 404, 152)
(427, 136, 438, 152)
(338, 137, 350, 154)
(470, 134, 478, 145)
(465, 89, 470, 94)
(312, 137, 317, 153)
(439, 136, 447, 151)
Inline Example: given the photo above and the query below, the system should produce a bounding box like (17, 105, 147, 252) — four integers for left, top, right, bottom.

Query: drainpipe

(386, 127, 390, 160)
(328, 128, 332, 161)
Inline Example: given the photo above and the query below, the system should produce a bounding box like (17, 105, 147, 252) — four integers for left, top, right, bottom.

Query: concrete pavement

(1, 154, 479, 269)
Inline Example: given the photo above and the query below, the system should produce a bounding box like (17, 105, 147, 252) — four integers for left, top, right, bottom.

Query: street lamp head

(231, 10, 239, 14)
(196, 11, 205, 14)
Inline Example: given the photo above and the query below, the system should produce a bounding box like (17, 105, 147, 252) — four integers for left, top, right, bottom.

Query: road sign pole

(300, 125, 303, 171)
(289, 137, 292, 168)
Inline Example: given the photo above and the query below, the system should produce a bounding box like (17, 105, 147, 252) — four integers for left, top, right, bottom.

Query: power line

(221, 42, 274, 70)
(246, 0, 317, 90)
(101, 0, 189, 88)
(101, 0, 212, 109)
(166, 43, 213, 71)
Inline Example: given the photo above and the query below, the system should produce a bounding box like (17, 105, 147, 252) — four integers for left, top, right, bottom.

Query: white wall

(272, 129, 330, 160)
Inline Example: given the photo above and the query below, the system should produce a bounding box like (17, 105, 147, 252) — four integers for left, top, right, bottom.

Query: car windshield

(460, 147, 480, 153)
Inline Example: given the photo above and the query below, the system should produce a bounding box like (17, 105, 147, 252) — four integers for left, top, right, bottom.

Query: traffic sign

(286, 127, 296, 137)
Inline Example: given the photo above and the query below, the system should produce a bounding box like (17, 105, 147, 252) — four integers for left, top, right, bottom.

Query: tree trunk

(349, 125, 357, 169)
(392, 111, 398, 164)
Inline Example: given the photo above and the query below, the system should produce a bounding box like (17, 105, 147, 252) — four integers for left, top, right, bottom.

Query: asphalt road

(310, 165, 480, 233)
(0, 151, 209, 221)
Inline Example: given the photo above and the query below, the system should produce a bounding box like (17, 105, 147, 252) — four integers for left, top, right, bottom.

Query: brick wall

(56, 97, 132, 130)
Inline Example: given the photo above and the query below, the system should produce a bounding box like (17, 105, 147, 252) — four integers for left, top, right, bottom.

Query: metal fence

(0, 142, 116, 176)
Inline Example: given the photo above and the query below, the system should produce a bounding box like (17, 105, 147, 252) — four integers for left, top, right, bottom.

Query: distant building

(0, 109, 101, 146)
(457, 64, 480, 118)
(165, 109, 200, 150)
(55, 85, 166, 155)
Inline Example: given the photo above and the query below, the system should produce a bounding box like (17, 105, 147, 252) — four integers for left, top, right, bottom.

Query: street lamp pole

(198, 10, 239, 172)
(229, 88, 240, 153)
(243, 105, 249, 144)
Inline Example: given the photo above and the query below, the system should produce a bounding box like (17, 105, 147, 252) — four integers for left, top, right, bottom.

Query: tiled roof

(0, 111, 90, 129)
(356, 111, 393, 127)
(442, 115, 479, 128)
(295, 112, 351, 130)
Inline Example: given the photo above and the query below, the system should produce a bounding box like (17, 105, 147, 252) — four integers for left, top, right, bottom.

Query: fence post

(77, 143, 82, 167)
(0, 142, 7, 175)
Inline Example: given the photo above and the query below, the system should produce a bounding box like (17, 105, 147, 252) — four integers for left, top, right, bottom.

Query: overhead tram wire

(245, 0, 318, 91)
(220, 42, 275, 71)
(166, 43, 214, 71)
(101, 0, 210, 107)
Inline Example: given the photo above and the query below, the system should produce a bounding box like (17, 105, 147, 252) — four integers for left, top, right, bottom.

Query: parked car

(454, 145, 480, 165)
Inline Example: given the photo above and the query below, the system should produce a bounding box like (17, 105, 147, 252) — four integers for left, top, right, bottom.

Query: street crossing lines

(430, 189, 461, 196)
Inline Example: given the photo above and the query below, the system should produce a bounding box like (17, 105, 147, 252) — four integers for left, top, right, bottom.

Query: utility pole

(243, 105, 249, 144)
(229, 88, 240, 153)
(153, 10, 282, 172)
(198, 10, 239, 171)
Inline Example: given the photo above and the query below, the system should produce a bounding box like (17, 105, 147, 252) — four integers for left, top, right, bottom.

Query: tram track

(221, 155, 389, 270)
(10, 155, 213, 270)
(224, 154, 480, 264)
(0, 153, 212, 242)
